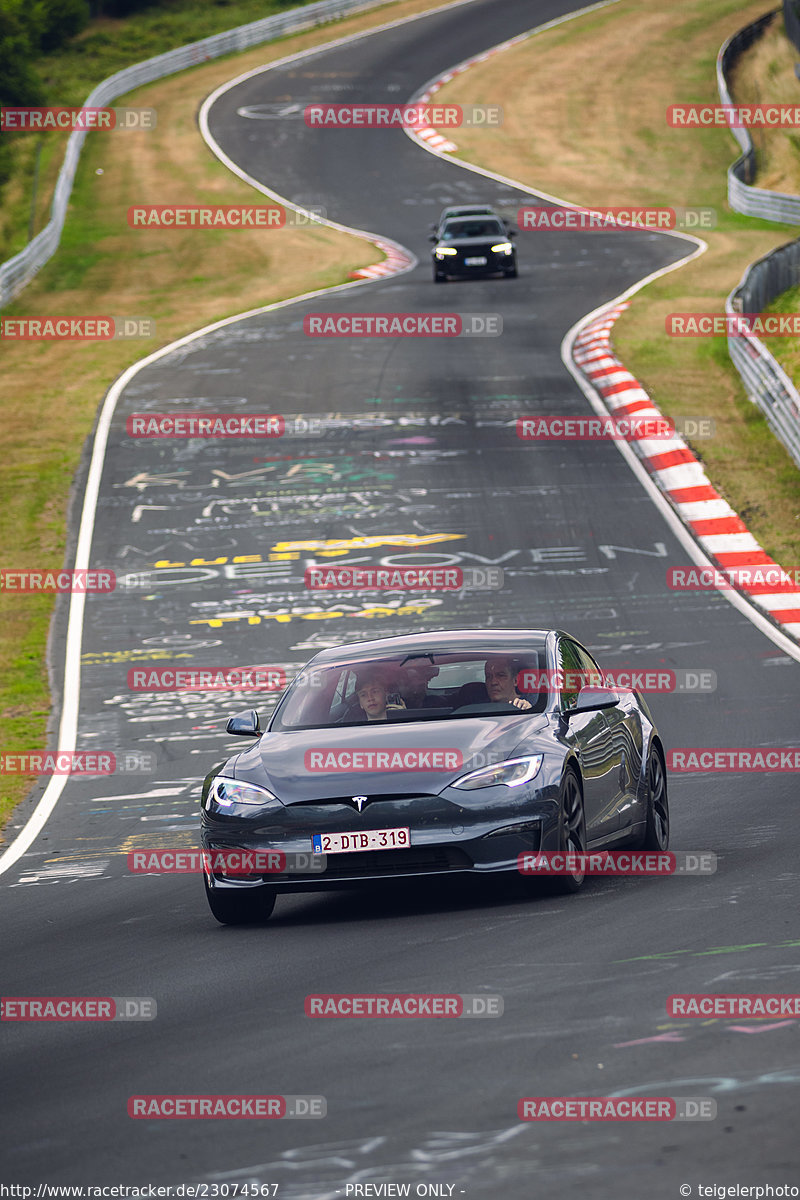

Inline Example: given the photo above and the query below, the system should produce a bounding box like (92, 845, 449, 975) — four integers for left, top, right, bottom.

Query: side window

(332, 670, 354, 710)
(557, 640, 584, 710)
(574, 645, 604, 690)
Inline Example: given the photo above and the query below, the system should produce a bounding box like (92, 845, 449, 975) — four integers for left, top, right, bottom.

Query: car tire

(434, 271, 446, 283)
(504, 266, 518, 278)
(204, 876, 276, 925)
(635, 746, 670, 851)
(548, 766, 587, 894)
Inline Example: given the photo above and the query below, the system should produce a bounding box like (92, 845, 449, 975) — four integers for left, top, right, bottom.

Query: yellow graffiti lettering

(271, 534, 464, 553)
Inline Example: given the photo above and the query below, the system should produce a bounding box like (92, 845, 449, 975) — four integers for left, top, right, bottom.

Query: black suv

(431, 215, 518, 282)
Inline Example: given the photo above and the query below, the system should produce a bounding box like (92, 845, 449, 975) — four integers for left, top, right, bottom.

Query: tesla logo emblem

(352, 796, 368, 812)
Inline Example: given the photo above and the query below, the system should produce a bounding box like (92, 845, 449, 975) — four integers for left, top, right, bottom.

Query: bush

(88, 0, 160, 16)
(0, 3, 45, 107)
(34, 0, 91, 53)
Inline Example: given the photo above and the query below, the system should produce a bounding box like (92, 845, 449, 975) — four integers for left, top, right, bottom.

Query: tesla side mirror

(429, 234, 439, 242)
(226, 709, 261, 736)
(508, 229, 518, 237)
(563, 686, 620, 716)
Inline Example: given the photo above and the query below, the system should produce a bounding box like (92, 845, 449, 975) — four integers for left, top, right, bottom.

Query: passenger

(484, 656, 532, 710)
(355, 670, 406, 721)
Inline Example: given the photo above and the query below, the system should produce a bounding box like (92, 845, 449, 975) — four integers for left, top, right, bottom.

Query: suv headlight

(435, 247, 458, 258)
(451, 754, 543, 790)
(491, 242, 513, 254)
(210, 776, 279, 808)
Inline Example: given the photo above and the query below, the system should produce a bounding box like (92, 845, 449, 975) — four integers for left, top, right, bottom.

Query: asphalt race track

(2, 0, 800, 1195)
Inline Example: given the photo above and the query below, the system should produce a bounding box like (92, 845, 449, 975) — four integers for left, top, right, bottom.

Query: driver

(484, 657, 532, 710)
(355, 670, 406, 721)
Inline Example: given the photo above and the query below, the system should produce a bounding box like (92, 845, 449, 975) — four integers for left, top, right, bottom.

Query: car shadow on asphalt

(261, 873, 582, 927)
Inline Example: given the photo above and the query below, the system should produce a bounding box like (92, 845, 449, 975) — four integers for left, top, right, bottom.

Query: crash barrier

(727, 240, 800, 468)
(716, 8, 800, 224)
(715, 8, 800, 466)
(0, 0, 396, 308)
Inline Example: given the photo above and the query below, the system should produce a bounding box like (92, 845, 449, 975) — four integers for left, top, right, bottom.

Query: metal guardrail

(0, 0, 395, 308)
(716, 9, 800, 468)
(716, 8, 800, 223)
(726, 244, 800, 468)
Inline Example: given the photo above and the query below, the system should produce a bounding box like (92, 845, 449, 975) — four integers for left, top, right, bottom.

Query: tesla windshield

(272, 648, 550, 730)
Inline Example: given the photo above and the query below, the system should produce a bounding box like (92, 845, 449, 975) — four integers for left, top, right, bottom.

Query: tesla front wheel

(550, 766, 587, 894)
(638, 747, 669, 851)
(204, 876, 276, 925)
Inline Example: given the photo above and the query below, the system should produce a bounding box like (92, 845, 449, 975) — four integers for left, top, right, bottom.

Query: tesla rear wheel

(204, 876, 276, 925)
(638, 747, 669, 851)
(550, 766, 586, 893)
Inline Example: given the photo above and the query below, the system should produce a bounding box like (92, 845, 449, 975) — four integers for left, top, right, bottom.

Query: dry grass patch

(729, 15, 800, 194)
(765, 282, 800, 386)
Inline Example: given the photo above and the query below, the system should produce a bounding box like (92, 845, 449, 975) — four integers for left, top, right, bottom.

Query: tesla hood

(231, 714, 550, 804)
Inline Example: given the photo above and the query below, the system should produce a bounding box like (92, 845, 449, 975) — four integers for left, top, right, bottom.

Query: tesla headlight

(491, 242, 513, 254)
(452, 754, 543, 790)
(211, 776, 278, 807)
(435, 247, 458, 257)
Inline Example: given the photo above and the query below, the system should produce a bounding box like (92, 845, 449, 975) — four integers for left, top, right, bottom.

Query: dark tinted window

(557, 640, 604, 709)
(575, 644, 604, 688)
(441, 220, 506, 240)
(557, 640, 583, 710)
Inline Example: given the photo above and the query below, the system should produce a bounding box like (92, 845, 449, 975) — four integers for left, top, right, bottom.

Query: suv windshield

(441, 219, 506, 240)
(440, 207, 493, 222)
(272, 648, 549, 730)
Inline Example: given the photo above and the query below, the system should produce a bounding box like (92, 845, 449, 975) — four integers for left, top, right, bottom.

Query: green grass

(765, 282, 800, 388)
(37, 0, 326, 105)
(0, 0, 325, 263)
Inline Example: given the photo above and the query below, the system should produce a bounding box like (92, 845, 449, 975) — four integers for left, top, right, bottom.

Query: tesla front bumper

(201, 785, 560, 891)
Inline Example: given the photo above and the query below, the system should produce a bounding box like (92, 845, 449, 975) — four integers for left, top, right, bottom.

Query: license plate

(312, 827, 410, 854)
(465, 256, 487, 266)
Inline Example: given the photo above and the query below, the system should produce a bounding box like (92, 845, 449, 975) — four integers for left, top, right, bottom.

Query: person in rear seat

(354, 670, 406, 721)
(398, 660, 444, 709)
(484, 656, 532, 710)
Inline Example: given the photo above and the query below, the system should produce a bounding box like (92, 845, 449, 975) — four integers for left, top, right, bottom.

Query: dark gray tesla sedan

(200, 629, 669, 924)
